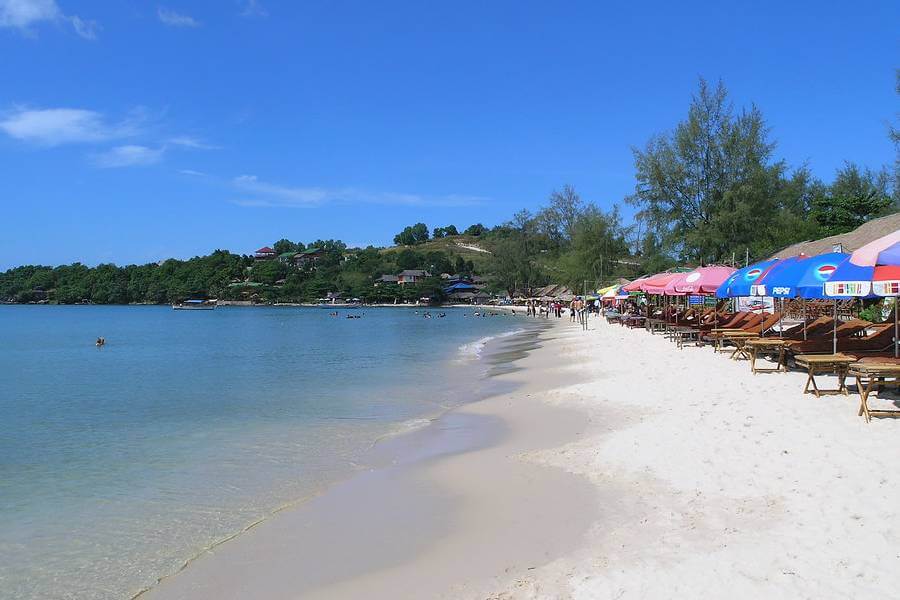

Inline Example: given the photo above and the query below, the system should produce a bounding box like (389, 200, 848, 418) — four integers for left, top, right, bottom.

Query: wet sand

(144, 321, 599, 599)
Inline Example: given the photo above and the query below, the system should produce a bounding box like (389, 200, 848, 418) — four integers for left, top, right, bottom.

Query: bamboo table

(848, 363, 900, 422)
(708, 328, 752, 353)
(794, 354, 856, 398)
(746, 338, 789, 374)
(726, 332, 760, 361)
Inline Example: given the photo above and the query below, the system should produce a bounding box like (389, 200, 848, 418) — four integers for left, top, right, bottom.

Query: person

(95, 337, 105, 347)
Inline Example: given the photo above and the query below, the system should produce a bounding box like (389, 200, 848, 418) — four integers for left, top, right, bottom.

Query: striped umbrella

(825, 230, 900, 357)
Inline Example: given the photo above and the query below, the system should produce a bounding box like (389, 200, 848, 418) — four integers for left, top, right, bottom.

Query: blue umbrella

(751, 252, 851, 345)
(715, 258, 779, 298)
(753, 253, 849, 299)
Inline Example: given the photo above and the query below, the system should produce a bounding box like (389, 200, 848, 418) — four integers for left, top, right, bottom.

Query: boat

(316, 297, 362, 309)
(172, 299, 217, 310)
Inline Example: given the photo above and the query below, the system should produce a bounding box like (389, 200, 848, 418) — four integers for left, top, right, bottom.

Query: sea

(0, 305, 537, 600)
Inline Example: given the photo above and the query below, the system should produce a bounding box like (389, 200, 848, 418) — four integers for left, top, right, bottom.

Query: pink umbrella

(641, 272, 687, 295)
(674, 265, 737, 295)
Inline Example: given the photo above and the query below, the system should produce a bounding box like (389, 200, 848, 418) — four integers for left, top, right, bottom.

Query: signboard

(688, 295, 705, 305)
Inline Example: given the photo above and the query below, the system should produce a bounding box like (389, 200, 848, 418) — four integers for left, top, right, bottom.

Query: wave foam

(457, 328, 525, 359)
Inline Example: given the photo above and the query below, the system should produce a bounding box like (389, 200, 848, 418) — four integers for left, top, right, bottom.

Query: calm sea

(0, 305, 531, 600)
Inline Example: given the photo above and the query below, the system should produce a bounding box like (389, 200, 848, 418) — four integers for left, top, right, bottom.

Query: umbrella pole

(895, 298, 898, 358)
(779, 297, 783, 338)
(803, 299, 807, 340)
(833, 299, 838, 355)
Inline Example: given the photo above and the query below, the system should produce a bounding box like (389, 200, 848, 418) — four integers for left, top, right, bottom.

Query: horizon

(2, 0, 898, 270)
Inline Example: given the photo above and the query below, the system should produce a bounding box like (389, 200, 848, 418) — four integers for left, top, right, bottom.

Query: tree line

(2, 76, 897, 304)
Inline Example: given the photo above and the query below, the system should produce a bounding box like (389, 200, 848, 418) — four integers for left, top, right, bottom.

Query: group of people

(525, 298, 596, 327)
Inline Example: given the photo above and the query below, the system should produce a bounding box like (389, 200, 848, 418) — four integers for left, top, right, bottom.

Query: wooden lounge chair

(785, 323, 894, 356)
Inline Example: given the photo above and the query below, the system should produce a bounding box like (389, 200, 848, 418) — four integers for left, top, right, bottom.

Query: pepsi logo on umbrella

(815, 264, 837, 280)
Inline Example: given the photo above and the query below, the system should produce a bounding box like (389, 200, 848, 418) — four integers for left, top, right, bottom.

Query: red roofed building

(254, 246, 276, 260)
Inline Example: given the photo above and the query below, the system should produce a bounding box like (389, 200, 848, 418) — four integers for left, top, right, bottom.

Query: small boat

(173, 299, 217, 310)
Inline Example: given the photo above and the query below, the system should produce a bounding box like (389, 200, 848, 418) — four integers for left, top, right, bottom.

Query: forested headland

(3, 78, 898, 305)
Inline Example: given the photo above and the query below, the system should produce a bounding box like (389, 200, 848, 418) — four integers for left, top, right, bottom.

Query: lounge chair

(785, 323, 895, 355)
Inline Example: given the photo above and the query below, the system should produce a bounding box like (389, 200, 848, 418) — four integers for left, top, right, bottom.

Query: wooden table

(794, 354, 856, 397)
(725, 332, 760, 361)
(746, 338, 789, 374)
(848, 363, 900, 422)
(647, 319, 667, 335)
(707, 328, 750, 353)
(623, 315, 646, 329)
(673, 326, 701, 349)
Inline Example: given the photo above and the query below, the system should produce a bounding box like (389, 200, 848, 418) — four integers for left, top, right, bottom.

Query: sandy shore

(146, 316, 900, 599)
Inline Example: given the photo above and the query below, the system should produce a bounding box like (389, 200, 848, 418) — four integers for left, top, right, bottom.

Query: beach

(145, 314, 900, 599)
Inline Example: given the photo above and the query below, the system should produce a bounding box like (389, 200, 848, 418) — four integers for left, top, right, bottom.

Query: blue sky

(1, 0, 897, 268)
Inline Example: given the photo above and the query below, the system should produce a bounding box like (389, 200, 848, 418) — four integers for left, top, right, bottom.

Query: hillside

(380, 235, 494, 271)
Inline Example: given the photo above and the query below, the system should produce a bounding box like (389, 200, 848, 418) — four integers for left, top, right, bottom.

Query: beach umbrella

(826, 230, 900, 357)
(674, 265, 737, 295)
(753, 252, 850, 349)
(622, 275, 654, 293)
(715, 259, 780, 298)
(641, 272, 688, 295)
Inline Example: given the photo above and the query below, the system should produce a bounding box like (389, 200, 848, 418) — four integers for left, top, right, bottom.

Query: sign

(688, 295, 704, 305)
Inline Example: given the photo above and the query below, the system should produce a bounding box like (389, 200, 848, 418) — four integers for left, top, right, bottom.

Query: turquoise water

(0, 305, 527, 600)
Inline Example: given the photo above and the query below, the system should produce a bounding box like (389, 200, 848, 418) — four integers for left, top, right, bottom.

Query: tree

(273, 239, 299, 255)
(488, 210, 543, 296)
(558, 207, 630, 289)
(629, 78, 775, 263)
(536, 185, 584, 249)
(396, 249, 422, 270)
(444, 225, 459, 236)
(463, 223, 485, 236)
(433, 227, 445, 239)
(811, 163, 894, 236)
(393, 223, 430, 245)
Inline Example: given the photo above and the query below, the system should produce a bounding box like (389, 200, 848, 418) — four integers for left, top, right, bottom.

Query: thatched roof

(769, 212, 900, 260)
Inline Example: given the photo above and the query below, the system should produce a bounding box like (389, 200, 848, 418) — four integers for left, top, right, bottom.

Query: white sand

(482, 319, 900, 599)
(146, 319, 900, 599)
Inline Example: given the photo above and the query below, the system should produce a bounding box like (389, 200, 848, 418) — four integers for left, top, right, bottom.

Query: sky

(1, 0, 898, 268)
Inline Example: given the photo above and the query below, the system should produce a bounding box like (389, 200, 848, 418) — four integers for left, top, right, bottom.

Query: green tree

(629, 78, 775, 263)
(272, 239, 299, 255)
(811, 163, 894, 236)
(463, 223, 485, 236)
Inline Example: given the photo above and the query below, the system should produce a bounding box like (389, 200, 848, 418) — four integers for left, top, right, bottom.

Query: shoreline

(143, 313, 900, 599)
(143, 317, 598, 599)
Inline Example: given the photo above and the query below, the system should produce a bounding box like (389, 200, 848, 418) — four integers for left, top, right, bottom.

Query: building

(294, 247, 325, 267)
(254, 246, 276, 260)
(374, 274, 400, 286)
(397, 269, 431, 285)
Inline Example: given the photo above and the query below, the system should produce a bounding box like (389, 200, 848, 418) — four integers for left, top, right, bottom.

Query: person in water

(95, 337, 105, 347)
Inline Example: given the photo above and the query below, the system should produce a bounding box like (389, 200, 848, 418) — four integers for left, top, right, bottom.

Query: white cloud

(0, 107, 137, 145)
(0, 0, 98, 39)
(69, 15, 98, 39)
(179, 169, 206, 176)
(231, 175, 485, 208)
(157, 6, 198, 28)
(0, 0, 58, 28)
(168, 135, 219, 150)
(238, 0, 267, 17)
(92, 145, 164, 168)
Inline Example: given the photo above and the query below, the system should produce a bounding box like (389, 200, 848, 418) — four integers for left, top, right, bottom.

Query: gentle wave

(457, 328, 525, 359)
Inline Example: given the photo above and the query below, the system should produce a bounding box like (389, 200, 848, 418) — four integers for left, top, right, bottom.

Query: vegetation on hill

(2, 78, 897, 305)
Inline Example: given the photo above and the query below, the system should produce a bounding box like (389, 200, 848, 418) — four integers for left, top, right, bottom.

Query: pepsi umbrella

(826, 230, 900, 357)
(715, 259, 779, 298)
(753, 252, 850, 347)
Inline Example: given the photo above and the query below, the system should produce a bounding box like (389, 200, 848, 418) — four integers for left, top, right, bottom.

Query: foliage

(393, 223, 430, 245)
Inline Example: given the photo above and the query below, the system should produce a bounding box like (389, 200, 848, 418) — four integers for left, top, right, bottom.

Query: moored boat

(172, 299, 218, 310)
